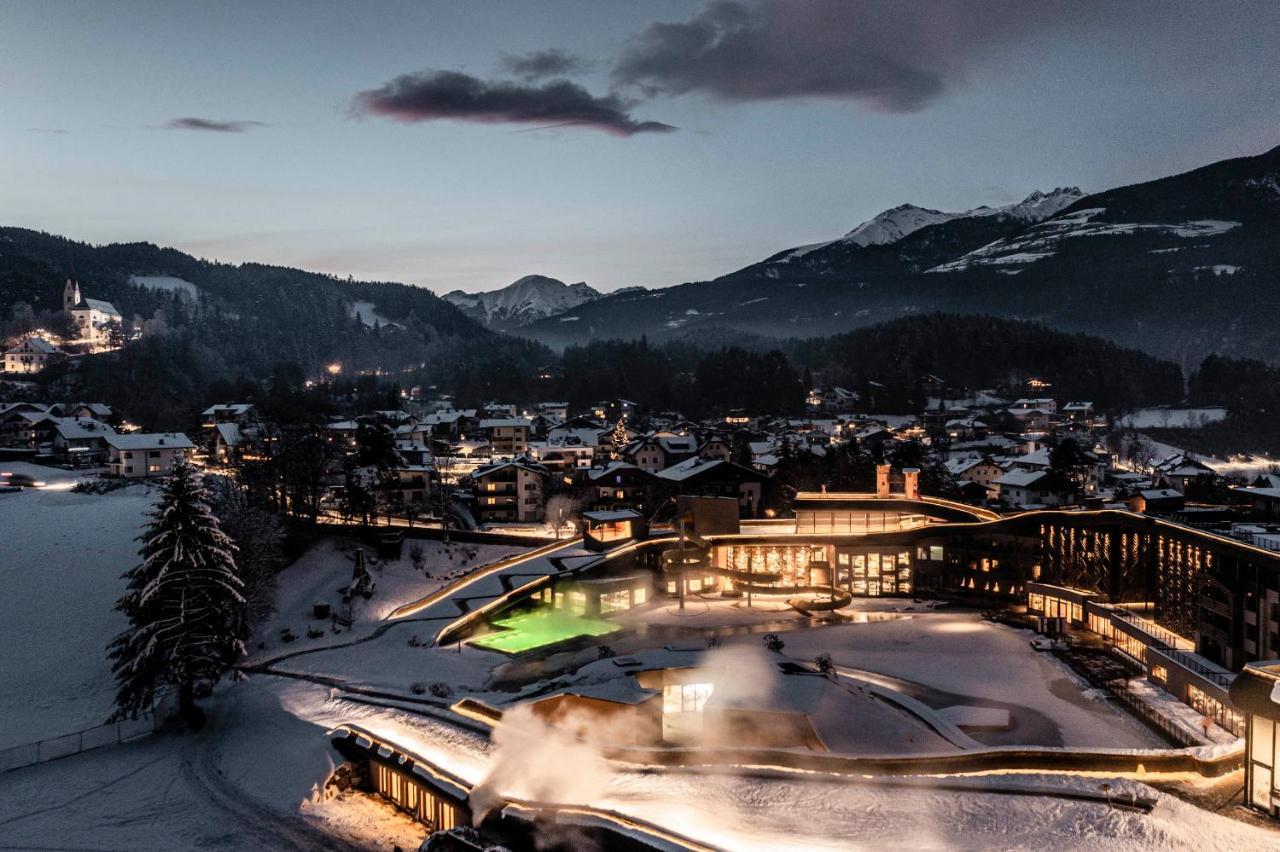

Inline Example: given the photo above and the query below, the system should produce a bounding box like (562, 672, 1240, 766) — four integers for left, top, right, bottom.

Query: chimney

(903, 468, 920, 500)
(875, 464, 891, 498)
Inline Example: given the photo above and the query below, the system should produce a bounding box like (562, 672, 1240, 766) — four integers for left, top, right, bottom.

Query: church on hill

(63, 278, 122, 347)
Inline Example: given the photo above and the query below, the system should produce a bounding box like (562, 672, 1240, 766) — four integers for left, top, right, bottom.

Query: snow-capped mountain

(842, 204, 965, 247)
(842, 187, 1084, 247)
(443, 275, 601, 329)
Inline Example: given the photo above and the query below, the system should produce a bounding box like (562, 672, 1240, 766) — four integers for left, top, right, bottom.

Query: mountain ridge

(514, 145, 1280, 368)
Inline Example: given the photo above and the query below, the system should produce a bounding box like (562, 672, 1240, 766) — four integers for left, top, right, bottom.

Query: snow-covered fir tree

(108, 459, 246, 727)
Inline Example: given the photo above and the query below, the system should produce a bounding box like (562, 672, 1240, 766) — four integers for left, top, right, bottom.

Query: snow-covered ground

(129, 273, 201, 301)
(248, 537, 522, 662)
(1118, 408, 1228, 429)
(0, 464, 155, 747)
(347, 300, 400, 329)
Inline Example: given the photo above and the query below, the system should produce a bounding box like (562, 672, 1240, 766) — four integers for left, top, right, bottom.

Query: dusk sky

(3, 0, 1278, 294)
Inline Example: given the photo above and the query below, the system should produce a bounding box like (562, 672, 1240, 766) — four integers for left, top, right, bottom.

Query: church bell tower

(63, 278, 81, 312)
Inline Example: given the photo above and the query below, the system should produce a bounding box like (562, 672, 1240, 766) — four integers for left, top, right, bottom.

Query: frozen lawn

(0, 469, 155, 748)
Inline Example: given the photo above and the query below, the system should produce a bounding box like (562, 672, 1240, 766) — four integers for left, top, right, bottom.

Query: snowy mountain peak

(1003, 186, 1085, 221)
(841, 187, 1086, 248)
(843, 205, 959, 247)
(443, 275, 602, 328)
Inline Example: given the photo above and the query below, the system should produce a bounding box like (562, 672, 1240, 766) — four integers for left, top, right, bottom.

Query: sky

(2, 0, 1278, 295)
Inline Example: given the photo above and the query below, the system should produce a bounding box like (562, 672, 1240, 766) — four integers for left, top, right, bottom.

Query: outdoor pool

(469, 608, 621, 654)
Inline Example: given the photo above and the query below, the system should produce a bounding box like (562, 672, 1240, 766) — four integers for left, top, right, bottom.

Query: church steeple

(63, 278, 81, 312)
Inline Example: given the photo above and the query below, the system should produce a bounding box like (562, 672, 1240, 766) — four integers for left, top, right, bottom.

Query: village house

(656, 456, 765, 517)
(1152, 453, 1219, 493)
(201, 403, 257, 427)
(944, 456, 1007, 494)
(479, 417, 531, 457)
(3, 337, 64, 374)
(993, 468, 1064, 508)
(51, 417, 117, 465)
(1127, 488, 1186, 514)
(587, 461, 661, 511)
(469, 457, 548, 524)
(105, 432, 195, 478)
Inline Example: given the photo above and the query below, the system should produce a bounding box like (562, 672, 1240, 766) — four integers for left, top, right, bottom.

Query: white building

(64, 279, 122, 347)
(105, 432, 194, 478)
(3, 337, 63, 373)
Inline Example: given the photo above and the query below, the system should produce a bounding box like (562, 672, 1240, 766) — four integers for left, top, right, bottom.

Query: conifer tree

(610, 416, 628, 461)
(108, 459, 246, 728)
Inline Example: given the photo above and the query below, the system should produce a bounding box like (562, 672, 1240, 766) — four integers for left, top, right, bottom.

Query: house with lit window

(3, 337, 64, 374)
(469, 457, 548, 524)
(587, 461, 660, 511)
(657, 456, 765, 517)
(51, 417, 117, 465)
(479, 417, 532, 457)
(105, 432, 194, 478)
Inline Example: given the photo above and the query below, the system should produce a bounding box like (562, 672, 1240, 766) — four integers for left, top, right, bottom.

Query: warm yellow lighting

(326, 362, 343, 376)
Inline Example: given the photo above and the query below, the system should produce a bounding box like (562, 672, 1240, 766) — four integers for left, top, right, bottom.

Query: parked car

(3, 473, 45, 488)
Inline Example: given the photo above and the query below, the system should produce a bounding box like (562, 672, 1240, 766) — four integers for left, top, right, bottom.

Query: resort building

(434, 469, 1280, 763)
(1231, 662, 1280, 817)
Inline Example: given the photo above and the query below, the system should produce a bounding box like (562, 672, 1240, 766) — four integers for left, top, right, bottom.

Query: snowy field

(0, 463, 155, 747)
(1118, 408, 1227, 429)
(129, 273, 201, 301)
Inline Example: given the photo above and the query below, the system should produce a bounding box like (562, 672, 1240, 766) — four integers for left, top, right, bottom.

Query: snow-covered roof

(53, 417, 115, 440)
(657, 456, 733, 482)
(8, 336, 60, 354)
(201, 403, 254, 417)
(994, 469, 1050, 488)
(479, 417, 531, 429)
(215, 422, 244, 447)
(80, 297, 120, 316)
(106, 432, 194, 451)
(1137, 489, 1182, 500)
(583, 509, 644, 523)
(588, 461, 640, 481)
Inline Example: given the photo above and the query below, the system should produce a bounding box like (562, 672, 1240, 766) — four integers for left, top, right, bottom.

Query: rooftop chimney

(903, 468, 920, 500)
(875, 464, 891, 498)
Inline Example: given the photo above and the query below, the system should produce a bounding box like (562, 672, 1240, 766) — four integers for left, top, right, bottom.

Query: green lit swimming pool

(469, 608, 620, 654)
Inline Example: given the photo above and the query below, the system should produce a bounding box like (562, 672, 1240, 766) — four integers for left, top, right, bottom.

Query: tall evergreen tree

(610, 416, 629, 461)
(108, 459, 246, 728)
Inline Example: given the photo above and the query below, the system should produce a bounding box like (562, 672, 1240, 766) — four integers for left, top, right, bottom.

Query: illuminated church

(63, 279, 121, 347)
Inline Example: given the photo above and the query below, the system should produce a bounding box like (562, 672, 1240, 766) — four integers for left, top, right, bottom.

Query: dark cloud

(352, 70, 675, 136)
(165, 117, 268, 132)
(612, 0, 1092, 113)
(500, 48, 590, 80)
